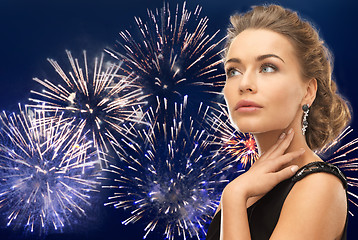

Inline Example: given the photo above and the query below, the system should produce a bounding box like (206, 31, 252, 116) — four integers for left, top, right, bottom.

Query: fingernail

(300, 148, 306, 153)
(279, 132, 285, 139)
(291, 165, 299, 173)
(288, 128, 293, 134)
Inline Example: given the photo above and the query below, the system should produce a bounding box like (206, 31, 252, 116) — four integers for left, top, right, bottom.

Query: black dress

(206, 161, 348, 240)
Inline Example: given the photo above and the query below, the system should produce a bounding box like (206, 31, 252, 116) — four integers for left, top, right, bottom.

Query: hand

(223, 128, 305, 200)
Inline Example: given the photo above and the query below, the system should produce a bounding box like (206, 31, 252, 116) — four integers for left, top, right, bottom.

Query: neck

(252, 125, 320, 168)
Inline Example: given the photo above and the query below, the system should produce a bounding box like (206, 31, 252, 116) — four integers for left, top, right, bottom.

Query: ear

(302, 78, 317, 106)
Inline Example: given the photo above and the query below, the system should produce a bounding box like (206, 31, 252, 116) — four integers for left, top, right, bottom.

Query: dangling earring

(302, 104, 310, 135)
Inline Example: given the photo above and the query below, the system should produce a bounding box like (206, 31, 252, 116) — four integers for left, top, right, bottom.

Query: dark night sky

(0, 0, 357, 239)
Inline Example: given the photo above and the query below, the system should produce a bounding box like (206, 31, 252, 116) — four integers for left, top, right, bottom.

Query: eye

(226, 67, 241, 78)
(260, 64, 277, 73)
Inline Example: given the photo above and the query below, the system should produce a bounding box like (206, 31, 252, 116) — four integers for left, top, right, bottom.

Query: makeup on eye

(225, 67, 242, 78)
(260, 63, 278, 73)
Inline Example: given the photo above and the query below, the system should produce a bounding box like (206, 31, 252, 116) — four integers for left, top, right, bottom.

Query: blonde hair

(226, 4, 352, 150)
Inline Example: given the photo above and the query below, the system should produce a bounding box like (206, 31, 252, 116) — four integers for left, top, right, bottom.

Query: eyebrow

(225, 54, 285, 65)
(257, 54, 285, 63)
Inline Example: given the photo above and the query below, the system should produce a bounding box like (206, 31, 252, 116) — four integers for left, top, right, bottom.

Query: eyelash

(225, 67, 241, 78)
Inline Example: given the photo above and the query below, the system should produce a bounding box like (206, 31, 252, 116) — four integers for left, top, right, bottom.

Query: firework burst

(29, 50, 147, 168)
(0, 105, 102, 235)
(106, 2, 225, 107)
(102, 98, 241, 240)
(204, 104, 258, 168)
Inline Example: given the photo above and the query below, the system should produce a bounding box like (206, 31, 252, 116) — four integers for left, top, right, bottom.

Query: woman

(206, 4, 351, 240)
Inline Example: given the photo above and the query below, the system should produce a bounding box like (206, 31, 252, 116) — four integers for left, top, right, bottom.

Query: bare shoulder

(271, 169, 347, 239)
(292, 168, 347, 196)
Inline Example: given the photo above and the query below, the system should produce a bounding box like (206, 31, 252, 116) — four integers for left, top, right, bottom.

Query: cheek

(223, 83, 235, 108)
(270, 78, 302, 102)
(269, 85, 302, 120)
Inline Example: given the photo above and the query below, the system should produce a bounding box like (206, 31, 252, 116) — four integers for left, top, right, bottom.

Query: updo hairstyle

(225, 5, 352, 150)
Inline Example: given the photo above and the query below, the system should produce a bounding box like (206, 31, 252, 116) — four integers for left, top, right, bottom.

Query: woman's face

(223, 29, 307, 134)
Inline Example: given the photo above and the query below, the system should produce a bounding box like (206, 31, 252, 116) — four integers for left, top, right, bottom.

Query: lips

(235, 100, 263, 111)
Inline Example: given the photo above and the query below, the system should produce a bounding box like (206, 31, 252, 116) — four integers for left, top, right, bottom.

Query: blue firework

(0, 105, 102, 235)
(102, 98, 241, 240)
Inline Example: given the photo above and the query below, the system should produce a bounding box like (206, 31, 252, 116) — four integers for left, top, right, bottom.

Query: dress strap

(292, 161, 347, 189)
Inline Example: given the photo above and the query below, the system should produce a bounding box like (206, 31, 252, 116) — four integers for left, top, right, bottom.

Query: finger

(270, 148, 305, 172)
(259, 131, 289, 160)
(269, 129, 295, 159)
(271, 164, 300, 183)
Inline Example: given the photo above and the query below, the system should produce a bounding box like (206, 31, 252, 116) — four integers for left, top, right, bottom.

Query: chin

(232, 121, 257, 133)
(234, 121, 277, 134)
(230, 114, 264, 133)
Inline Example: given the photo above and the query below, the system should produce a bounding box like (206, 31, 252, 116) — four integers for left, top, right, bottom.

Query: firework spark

(106, 2, 225, 107)
(29, 50, 147, 168)
(102, 98, 241, 240)
(0, 105, 102, 235)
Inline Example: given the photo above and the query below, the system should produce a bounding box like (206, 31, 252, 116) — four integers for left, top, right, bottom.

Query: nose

(239, 70, 256, 94)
